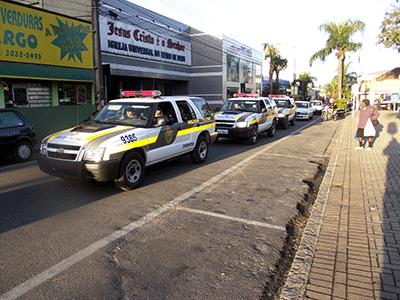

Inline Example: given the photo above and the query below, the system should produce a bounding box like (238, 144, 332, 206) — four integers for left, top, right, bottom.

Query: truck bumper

(38, 155, 120, 182)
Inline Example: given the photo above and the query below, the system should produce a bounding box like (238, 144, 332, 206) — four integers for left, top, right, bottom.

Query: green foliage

(334, 98, 348, 110)
(378, 5, 400, 52)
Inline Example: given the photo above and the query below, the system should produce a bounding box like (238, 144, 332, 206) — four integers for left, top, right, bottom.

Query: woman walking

(356, 99, 380, 150)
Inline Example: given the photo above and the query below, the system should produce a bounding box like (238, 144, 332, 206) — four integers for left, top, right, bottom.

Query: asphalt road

(0, 117, 340, 300)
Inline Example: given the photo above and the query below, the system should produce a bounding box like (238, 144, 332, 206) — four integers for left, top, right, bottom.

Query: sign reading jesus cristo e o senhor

(0, 0, 93, 69)
(100, 16, 191, 66)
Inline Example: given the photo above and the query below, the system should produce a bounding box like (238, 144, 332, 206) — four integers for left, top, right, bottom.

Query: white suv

(38, 91, 216, 190)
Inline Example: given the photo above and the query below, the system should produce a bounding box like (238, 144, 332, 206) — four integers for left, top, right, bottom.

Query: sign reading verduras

(0, 0, 93, 69)
(100, 16, 191, 66)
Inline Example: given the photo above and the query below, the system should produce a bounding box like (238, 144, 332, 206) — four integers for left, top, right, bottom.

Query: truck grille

(46, 143, 81, 161)
(216, 120, 235, 129)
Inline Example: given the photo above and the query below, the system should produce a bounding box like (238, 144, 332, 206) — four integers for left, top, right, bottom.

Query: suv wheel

(290, 116, 295, 126)
(282, 118, 289, 129)
(190, 136, 209, 164)
(14, 140, 32, 162)
(247, 126, 258, 144)
(267, 120, 277, 137)
(115, 152, 145, 191)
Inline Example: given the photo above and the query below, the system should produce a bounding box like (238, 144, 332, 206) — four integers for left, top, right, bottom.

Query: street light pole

(92, 0, 104, 109)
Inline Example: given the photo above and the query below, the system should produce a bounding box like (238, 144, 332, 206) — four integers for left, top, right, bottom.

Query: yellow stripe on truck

(249, 119, 258, 125)
(114, 136, 158, 153)
(47, 127, 75, 141)
(85, 127, 131, 141)
(176, 123, 215, 137)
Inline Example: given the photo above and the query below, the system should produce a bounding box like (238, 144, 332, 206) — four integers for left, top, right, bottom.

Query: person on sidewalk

(356, 99, 380, 150)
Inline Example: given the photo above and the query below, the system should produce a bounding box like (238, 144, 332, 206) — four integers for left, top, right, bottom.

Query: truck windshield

(275, 100, 291, 108)
(221, 100, 259, 112)
(94, 103, 154, 127)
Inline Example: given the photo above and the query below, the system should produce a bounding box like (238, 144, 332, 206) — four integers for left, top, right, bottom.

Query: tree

(263, 44, 279, 95)
(324, 63, 357, 104)
(294, 72, 316, 100)
(272, 55, 288, 93)
(310, 19, 365, 100)
(378, 4, 400, 53)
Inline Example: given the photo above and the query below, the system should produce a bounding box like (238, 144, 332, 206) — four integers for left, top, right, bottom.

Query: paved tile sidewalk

(281, 111, 400, 300)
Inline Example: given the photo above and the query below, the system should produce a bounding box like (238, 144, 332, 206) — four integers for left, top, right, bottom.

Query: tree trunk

(269, 60, 274, 95)
(337, 52, 345, 100)
(275, 72, 280, 94)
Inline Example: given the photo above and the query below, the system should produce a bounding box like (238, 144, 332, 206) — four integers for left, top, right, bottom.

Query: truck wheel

(14, 140, 32, 162)
(290, 116, 295, 126)
(282, 118, 289, 129)
(267, 120, 277, 137)
(247, 126, 258, 144)
(115, 152, 145, 191)
(190, 135, 209, 164)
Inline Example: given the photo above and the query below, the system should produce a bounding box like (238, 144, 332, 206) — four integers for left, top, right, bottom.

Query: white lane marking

(176, 207, 286, 231)
(0, 118, 320, 300)
(0, 178, 59, 195)
(0, 160, 37, 172)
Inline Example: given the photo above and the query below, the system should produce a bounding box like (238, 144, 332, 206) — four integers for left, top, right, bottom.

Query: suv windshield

(94, 103, 154, 127)
(311, 101, 322, 106)
(274, 99, 291, 108)
(221, 100, 259, 112)
(296, 102, 309, 108)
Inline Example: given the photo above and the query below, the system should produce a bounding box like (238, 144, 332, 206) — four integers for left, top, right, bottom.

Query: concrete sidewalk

(281, 111, 400, 299)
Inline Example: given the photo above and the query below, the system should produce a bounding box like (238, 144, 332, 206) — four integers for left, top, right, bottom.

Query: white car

(311, 100, 323, 114)
(38, 90, 216, 190)
(295, 101, 313, 120)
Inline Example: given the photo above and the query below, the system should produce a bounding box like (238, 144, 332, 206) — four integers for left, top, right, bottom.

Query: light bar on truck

(269, 94, 288, 98)
(233, 93, 259, 98)
(121, 90, 162, 98)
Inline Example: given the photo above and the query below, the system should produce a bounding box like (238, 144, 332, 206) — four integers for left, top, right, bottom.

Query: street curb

(279, 119, 346, 300)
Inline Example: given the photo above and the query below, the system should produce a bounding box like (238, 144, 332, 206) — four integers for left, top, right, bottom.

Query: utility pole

(92, 0, 104, 109)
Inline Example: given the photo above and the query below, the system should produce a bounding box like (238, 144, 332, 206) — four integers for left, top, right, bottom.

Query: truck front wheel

(115, 152, 145, 191)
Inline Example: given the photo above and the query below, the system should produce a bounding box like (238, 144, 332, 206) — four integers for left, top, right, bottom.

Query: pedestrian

(356, 99, 380, 151)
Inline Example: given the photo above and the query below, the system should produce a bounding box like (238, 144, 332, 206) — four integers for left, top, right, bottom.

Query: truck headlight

(83, 148, 105, 162)
(40, 140, 48, 155)
(236, 121, 249, 128)
(278, 113, 285, 118)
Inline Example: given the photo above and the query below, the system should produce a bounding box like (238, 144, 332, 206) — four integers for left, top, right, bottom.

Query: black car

(0, 109, 35, 162)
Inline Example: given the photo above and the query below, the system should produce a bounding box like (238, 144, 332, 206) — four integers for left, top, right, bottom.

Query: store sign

(100, 16, 191, 66)
(223, 35, 263, 64)
(0, 0, 93, 69)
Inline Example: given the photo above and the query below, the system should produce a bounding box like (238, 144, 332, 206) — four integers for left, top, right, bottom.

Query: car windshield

(221, 100, 259, 112)
(94, 103, 154, 127)
(296, 102, 309, 108)
(311, 101, 322, 106)
(274, 100, 291, 108)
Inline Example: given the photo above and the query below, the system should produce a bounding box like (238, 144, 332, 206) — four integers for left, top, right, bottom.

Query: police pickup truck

(214, 93, 278, 144)
(38, 91, 216, 190)
(270, 95, 297, 129)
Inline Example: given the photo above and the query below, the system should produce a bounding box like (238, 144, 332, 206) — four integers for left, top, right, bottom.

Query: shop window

(59, 84, 89, 105)
(13, 88, 28, 106)
(176, 101, 197, 122)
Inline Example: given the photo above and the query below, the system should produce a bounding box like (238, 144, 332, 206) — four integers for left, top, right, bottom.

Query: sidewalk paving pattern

(282, 111, 400, 300)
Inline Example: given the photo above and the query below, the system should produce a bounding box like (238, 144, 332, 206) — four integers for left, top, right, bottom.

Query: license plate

(217, 129, 228, 134)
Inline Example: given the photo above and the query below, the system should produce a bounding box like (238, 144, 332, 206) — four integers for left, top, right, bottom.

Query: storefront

(223, 36, 263, 100)
(0, 0, 94, 138)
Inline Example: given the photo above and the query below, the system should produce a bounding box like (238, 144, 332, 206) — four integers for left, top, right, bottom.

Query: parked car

(311, 100, 323, 114)
(269, 95, 296, 129)
(0, 109, 35, 162)
(215, 93, 278, 144)
(295, 101, 313, 120)
(38, 91, 216, 190)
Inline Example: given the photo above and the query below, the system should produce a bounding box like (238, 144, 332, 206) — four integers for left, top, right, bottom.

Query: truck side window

(176, 101, 197, 122)
(190, 98, 213, 117)
(153, 102, 178, 127)
(259, 100, 267, 112)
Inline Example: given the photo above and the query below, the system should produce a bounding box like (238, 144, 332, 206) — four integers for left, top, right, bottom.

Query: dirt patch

(261, 159, 327, 300)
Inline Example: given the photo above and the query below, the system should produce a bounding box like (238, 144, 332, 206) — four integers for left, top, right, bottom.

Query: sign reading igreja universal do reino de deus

(100, 15, 191, 66)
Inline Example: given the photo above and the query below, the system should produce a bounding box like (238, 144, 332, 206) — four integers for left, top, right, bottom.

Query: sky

(128, 0, 400, 86)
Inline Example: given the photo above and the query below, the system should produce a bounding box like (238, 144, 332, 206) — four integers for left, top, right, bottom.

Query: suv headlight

(83, 148, 105, 162)
(236, 121, 248, 128)
(40, 139, 48, 155)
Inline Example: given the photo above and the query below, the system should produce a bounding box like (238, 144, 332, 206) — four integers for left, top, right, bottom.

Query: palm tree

(294, 72, 316, 100)
(310, 19, 365, 99)
(263, 44, 279, 95)
(273, 55, 288, 93)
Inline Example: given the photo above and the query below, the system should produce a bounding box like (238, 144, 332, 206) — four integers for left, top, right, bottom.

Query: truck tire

(290, 116, 295, 126)
(190, 135, 209, 164)
(267, 120, 277, 137)
(247, 125, 258, 144)
(115, 152, 145, 191)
